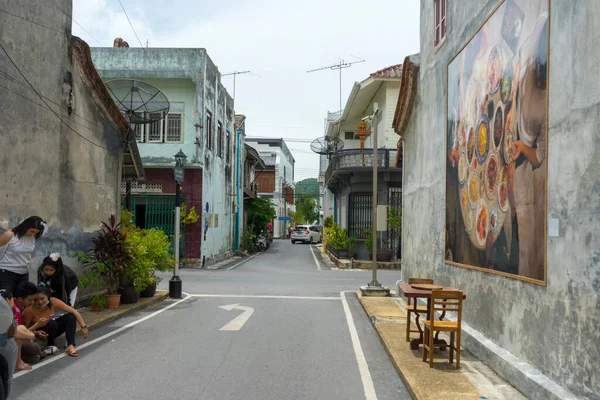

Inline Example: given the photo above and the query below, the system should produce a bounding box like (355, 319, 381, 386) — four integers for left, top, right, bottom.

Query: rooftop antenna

(307, 55, 365, 138)
(223, 70, 261, 101)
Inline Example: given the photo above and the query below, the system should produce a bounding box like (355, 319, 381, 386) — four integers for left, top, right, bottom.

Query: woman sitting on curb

(37, 253, 79, 307)
(23, 286, 88, 357)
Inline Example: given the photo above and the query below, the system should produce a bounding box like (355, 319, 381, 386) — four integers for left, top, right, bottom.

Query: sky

(72, 0, 421, 182)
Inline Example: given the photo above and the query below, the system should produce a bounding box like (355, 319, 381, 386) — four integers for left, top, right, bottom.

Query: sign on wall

(445, 0, 549, 284)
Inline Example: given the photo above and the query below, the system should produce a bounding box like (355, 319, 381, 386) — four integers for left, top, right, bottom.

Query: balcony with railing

(324, 148, 399, 187)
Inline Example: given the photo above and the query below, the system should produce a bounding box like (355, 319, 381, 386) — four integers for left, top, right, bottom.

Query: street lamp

(169, 149, 187, 299)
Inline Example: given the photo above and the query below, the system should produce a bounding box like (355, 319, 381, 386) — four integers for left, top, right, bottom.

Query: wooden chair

(405, 278, 434, 342)
(422, 289, 463, 369)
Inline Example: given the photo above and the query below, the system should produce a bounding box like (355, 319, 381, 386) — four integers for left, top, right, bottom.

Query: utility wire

(0, 8, 63, 33)
(0, 41, 108, 150)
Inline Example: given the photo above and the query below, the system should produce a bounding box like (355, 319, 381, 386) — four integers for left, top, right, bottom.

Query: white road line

(227, 253, 259, 270)
(309, 245, 322, 271)
(189, 294, 339, 300)
(340, 291, 378, 400)
(14, 294, 192, 379)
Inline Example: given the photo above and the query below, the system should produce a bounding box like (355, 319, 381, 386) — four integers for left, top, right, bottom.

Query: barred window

(165, 113, 183, 143)
(348, 192, 372, 239)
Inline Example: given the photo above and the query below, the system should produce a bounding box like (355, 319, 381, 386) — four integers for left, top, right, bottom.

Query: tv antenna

(310, 136, 345, 160)
(307, 56, 365, 137)
(223, 70, 261, 101)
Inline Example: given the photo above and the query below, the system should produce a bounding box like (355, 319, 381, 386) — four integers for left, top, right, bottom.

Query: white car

(291, 225, 322, 244)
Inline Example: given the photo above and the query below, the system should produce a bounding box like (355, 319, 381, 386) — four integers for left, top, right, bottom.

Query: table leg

(409, 298, 429, 350)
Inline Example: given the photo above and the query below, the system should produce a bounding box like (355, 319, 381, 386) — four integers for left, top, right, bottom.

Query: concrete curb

(75, 291, 169, 334)
(354, 291, 420, 400)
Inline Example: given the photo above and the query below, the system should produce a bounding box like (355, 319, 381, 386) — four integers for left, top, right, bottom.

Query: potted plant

(121, 212, 174, 299)
(90, 294, 107, 312)
(388, 205, 403, 260)
(365, 229, 373, 260)
(78, 214, 132, 309)
(346, 236, 357, 259)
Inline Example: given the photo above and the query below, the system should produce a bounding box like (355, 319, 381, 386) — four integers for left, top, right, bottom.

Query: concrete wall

(402, 1, 599, 398)
(0, 0, 127, 303)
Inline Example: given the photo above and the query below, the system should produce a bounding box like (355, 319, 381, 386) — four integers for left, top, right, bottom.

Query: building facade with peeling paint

(90, 47, 242, 266)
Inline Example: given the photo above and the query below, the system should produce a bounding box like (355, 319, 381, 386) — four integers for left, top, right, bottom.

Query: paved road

(11, 240, 410, 400)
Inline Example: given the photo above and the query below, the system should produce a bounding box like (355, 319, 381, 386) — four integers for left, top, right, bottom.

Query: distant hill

(295, 178, 319, 199)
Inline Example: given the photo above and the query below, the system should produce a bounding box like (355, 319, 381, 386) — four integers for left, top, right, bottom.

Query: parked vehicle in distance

(0, 296, 17, 399)
(291, 225, 322, 244)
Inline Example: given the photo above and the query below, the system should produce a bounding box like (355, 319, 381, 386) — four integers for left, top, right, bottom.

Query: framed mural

(445, 0, 549, 284)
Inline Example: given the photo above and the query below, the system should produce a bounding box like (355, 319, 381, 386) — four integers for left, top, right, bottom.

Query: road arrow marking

(218, 303, 255, 331)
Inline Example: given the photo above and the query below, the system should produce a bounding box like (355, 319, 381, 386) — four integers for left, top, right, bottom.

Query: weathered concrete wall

(402, 1, 599, 398)
(0, 0, 125, 303)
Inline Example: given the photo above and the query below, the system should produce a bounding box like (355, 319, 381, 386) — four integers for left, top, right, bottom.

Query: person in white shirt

(0, 216, 46, 294)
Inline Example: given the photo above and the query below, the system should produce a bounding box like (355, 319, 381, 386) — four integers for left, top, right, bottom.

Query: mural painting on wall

(445, 0, 549, 283)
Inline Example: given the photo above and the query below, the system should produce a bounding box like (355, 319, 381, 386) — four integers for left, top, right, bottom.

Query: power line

(0, 41, 108, 150)
(0, 8, 63, 33)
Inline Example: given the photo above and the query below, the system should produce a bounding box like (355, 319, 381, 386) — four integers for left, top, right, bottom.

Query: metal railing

(324, 148, 397, 185)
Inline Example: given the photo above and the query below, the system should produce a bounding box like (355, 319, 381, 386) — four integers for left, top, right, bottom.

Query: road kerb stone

(76, 290, 170, 334)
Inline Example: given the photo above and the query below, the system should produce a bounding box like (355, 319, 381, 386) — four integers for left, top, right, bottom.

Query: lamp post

(360, 104, 390, 297)
(169, 149, 187, 299)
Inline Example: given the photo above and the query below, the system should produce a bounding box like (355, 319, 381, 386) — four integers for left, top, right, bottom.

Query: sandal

(65, 350, 79, 357)
(15, 361, 32, 371)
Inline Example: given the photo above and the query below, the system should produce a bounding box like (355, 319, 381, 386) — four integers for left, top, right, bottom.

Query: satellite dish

(104, 79, 170, 124)
(310, 136, 344, 156)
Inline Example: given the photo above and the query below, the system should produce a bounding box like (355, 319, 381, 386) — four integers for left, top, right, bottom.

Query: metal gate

(348, 193, 372, 239)
(388, 187, 402, 260)
(125, 195, 185, 256)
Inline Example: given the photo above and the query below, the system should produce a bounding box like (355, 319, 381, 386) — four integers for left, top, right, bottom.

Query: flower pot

(106, 294, 121, 309)
(140, 282, 157, 298)
(119, 286, 139, 304)
(348, 251, 357, 259)
(377, 249, 393, 262)
(91, 304, 104, 312)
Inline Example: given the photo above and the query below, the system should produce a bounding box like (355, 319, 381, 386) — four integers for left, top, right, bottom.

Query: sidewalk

(356, 291, 526, 400)
(74, 290, 169, 335)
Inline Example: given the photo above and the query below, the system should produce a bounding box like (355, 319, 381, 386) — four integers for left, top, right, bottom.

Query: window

(131, 111, 184, 143)
(344, 131, 355, 140)
(165, 113, 183, 143)
(147, 113, 163, 142)
(226, 131, 231, 165)
(217, 122, 223, 157)
(206, 110, 213, 151)
(434, 0, 447, 48)
(348, 192, 372, 239)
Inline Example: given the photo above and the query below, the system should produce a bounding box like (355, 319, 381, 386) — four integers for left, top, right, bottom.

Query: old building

(319, 65, 404, 260)
(398, 1, 599, 399)
(0, 1, 143, 266)
(245, 138, 295, 238)
(90, 46, 242, 266)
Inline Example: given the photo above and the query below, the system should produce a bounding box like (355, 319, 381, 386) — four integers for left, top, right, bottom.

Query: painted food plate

(460, 186, 469, 211)
(488, 45, 503, 96)
(476, 116, 490, 164)
(501, 63, 513, 103)
(475, 199, 489, 247)
(493, 104, 503, 148)
(489, 204, 500, 234)
(467, 126, 475, 164)
(468, 174, 479, 206)
(498, 180, 509, 212)
(504, 130, 515, 164)
(464, 206, 474, 235)
(458, 152, 468, 186)
(485, 153, 499, 200)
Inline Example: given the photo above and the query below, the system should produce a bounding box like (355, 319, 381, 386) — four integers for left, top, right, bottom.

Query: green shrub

(122, 226, 174, 292)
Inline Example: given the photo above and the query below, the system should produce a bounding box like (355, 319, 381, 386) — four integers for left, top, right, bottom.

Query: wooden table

(398, 283, 467, 350)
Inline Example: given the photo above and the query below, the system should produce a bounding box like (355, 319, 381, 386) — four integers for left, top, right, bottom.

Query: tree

(295, 192, 318, 224)
(295, 178, 319, 200)
(245, 197, 277, 236)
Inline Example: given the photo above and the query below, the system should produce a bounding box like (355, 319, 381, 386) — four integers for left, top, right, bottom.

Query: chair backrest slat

(429, 289, 463, 328)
